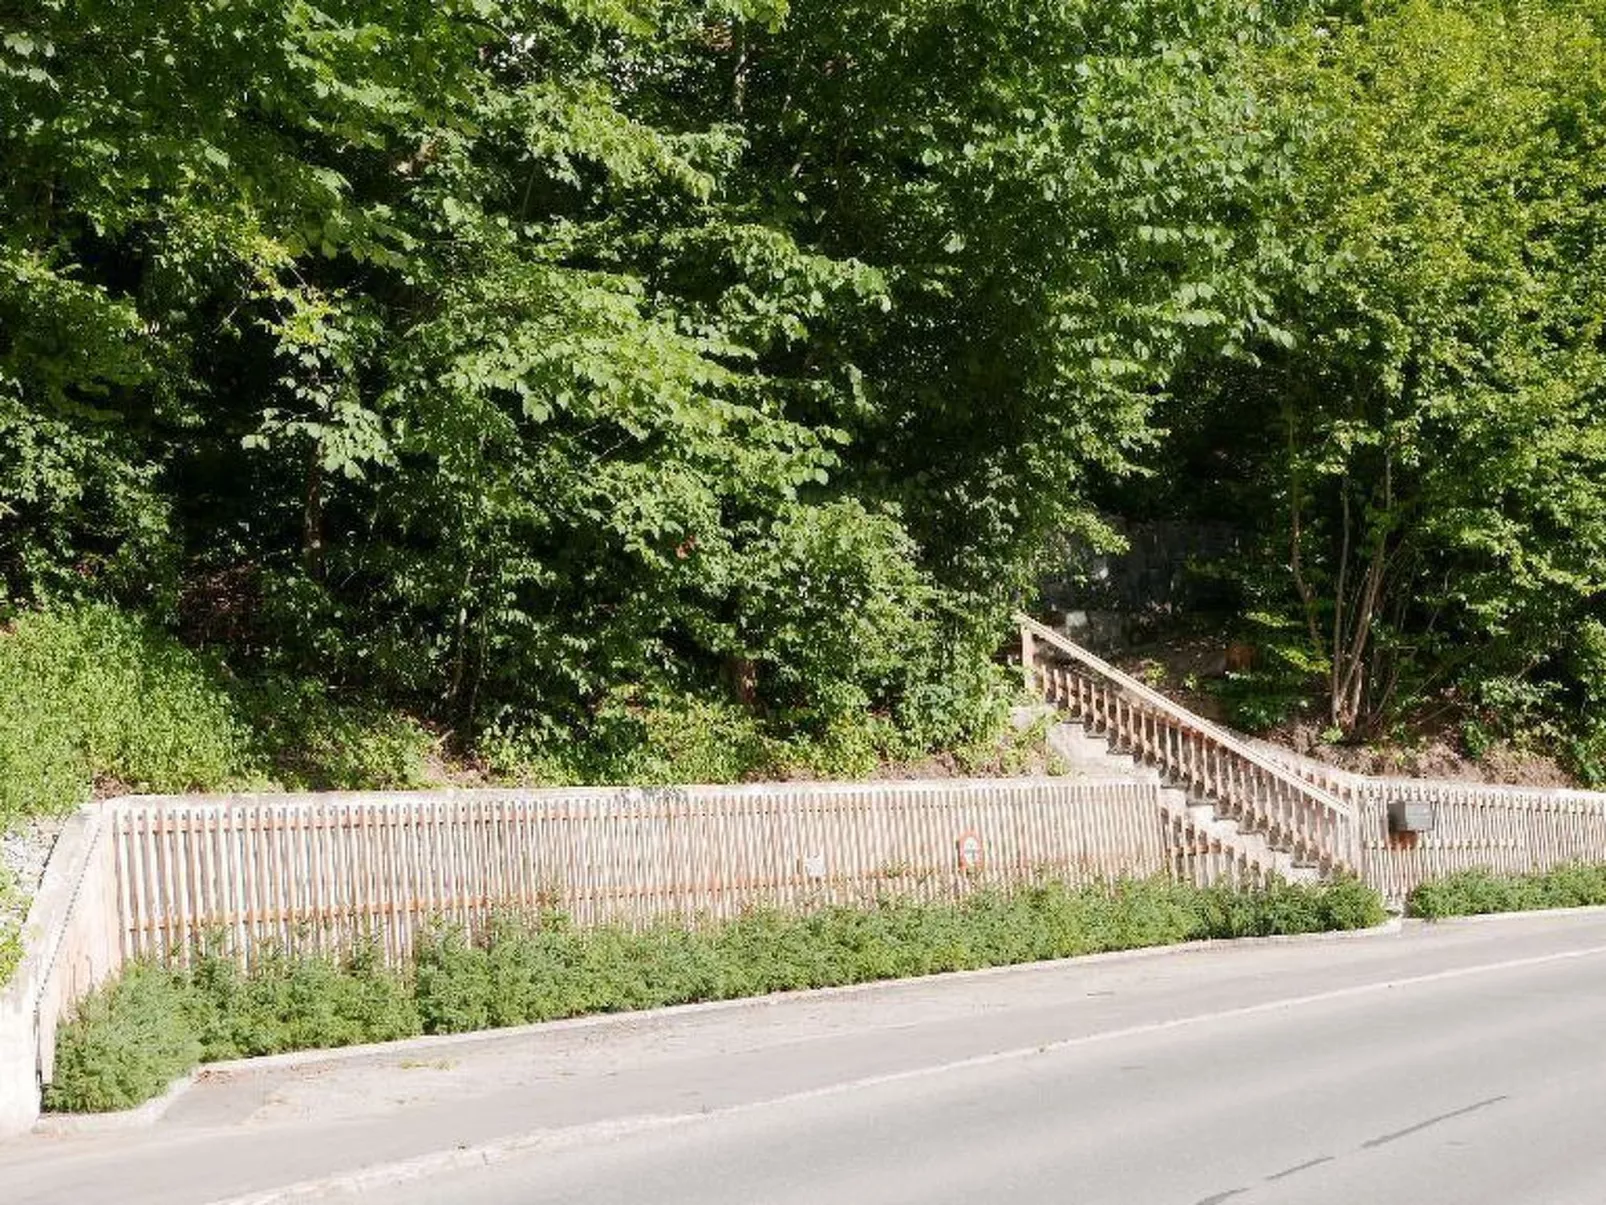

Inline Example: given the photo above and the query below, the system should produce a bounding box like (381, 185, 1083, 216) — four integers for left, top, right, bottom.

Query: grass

(44, 875, 1386, 1112)
(1406, 864, 1606, 919)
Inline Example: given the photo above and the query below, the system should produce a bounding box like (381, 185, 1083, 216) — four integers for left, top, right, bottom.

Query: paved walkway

(3, 913, 1603, 1204)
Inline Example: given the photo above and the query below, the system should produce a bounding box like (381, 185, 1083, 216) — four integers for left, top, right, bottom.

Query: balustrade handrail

(1016, 615, 1356, 825)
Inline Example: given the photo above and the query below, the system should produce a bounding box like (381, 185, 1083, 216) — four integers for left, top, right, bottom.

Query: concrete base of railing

(0, 986, 37, 1136)
(0, 806, 121, 1139)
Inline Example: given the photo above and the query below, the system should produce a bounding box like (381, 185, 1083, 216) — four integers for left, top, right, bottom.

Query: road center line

(1360, 1095, 1509, 1149)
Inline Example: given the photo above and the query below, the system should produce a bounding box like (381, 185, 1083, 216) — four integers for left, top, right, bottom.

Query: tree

(1179, 0, 1606, 737)
(677, 0, 1303, 606)
(0, 0, 967, 751)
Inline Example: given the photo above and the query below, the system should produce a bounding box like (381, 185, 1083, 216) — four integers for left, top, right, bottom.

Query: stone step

(1050, 719, 1318, 883)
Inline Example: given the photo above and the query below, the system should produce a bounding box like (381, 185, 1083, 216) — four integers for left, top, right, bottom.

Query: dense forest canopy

(1, 0, 1604, 799)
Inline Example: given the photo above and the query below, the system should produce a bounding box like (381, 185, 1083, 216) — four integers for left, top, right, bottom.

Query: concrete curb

(36, 916, 1402, 1137)
(1407, 903, 1606, 926)
(30, 1075, 194, 1137)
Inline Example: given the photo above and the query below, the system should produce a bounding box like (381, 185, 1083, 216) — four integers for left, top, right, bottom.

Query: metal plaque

(1387, 801, 1436, 833)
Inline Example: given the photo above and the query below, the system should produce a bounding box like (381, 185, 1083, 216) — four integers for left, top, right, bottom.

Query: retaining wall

(0, 807, 120, 1137)
(1259, 746, 1606, 901)
(0, 777, 1166, 1135)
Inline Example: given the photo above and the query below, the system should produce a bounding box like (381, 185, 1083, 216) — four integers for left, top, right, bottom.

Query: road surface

(5, 912, 1606, 1204)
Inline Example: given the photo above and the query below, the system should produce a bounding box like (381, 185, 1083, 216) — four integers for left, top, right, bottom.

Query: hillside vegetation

(3, 0, 1605, 820)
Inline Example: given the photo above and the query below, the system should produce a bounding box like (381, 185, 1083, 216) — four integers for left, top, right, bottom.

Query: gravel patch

(2, 813, 67, 931)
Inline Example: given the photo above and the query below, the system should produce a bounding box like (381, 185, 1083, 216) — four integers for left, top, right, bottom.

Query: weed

(0, 866, 22, 985)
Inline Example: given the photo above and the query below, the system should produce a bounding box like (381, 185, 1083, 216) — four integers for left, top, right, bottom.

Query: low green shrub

(1194, 875, 1387, 937)
(0, 605, 452, 832)
(1408, 864, 1606, 919)
(43, 963, 202, 1113)
(479, 684, 1021, 787)
(236, 675, 438, 791)
(187, 941, 420, 1059)
(0, 866, 23, 986)
(46, 874, 1387, 1112)
(478, 691, 780, 787)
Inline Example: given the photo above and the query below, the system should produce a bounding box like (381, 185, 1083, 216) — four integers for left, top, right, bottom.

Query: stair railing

(1018, 614, 1358, 874)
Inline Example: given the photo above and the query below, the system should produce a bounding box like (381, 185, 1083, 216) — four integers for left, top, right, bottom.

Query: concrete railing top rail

(1024, 614, 1606, 818)
(1017, 614, 1355, 824)
(1243, 736, 1606, 808)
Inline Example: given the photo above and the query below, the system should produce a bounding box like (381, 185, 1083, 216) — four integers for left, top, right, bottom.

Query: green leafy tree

(1264, 0, 1606, 736)
(0, 0, 982, 760)
(691, 0, 1304, 605)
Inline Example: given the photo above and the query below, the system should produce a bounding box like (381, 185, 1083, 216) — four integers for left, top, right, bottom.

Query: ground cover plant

(0, 606, 256, 830)
(1406, 865, 1606, 920)
(0, 605, 445, 832)
(0, 866, 22, 985)
(45, 875, 1385, 1112)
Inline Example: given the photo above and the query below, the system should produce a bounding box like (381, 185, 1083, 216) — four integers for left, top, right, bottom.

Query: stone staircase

(1017, 613, 1359, 883)
(1046, 718, 1321, 884)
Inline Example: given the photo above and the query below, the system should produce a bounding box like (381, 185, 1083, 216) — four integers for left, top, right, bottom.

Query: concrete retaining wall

(0, 777, 1168, 1136)
(0, 807, 121, 1137)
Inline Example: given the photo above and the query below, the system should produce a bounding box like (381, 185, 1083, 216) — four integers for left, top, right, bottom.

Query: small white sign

(956, 832, 983, 871)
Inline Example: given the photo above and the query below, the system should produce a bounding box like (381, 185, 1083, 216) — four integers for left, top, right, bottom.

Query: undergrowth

(1, 605, 1022, 837)
(0, 866, 22, 985)
(1407, 865, 1606, 919)
(46, 875, 1385, 1112)
(0, 606, 256, 829)
(42, 963, 203, 1113)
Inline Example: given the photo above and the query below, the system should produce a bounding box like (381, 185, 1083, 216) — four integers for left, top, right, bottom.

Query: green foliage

(1195, 874, 1386, 936)
(0, 606, 257, 827)
(0, 866, 22, 986)
(0, 0, 1305, 772)
(47, 875, 1385, 1111)
(5, 0, 1605, 778)
(411, 876, 1385, 1028)
(1155, 0, 1606, 740)
(43, 963, 202, 1113)
(1211, 669, 1315, 735)
(411, 923, 498, 1034)
(237, 676, 438, 792)
(1408, 865, 1606, 920)
(187, 942, 419, 1060)
(490, 691, 778, 787)
(720, 0, 1305, 601)
(1559, 620, 1606, 786)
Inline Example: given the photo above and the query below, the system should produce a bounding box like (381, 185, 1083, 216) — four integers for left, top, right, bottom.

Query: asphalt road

(376, 917, 1606, 1205)
(6, 912, 1606, 1205)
